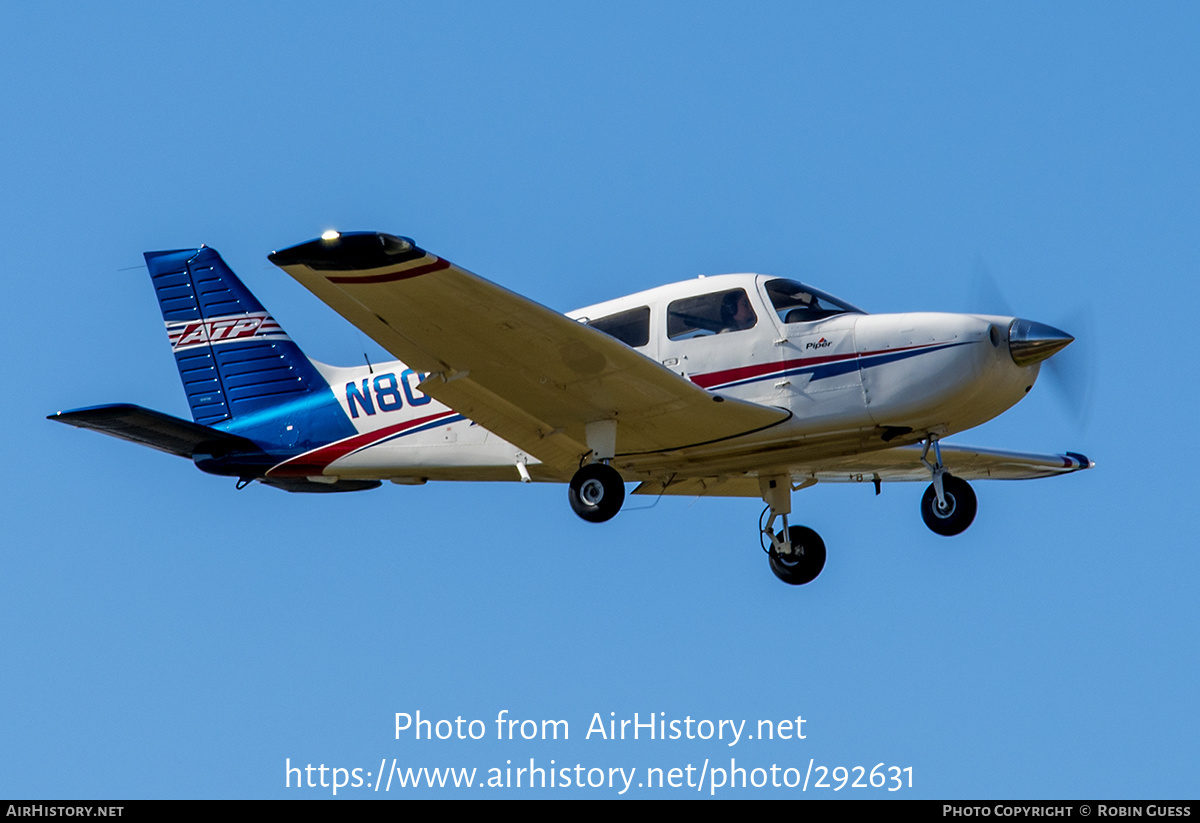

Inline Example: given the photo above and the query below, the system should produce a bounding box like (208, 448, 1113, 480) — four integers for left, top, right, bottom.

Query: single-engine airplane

(50, 232, 1092, 585)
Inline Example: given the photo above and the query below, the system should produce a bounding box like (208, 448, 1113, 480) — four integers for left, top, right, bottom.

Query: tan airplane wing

(632, 444, 1094, 497)
(269, 232, 789, 474)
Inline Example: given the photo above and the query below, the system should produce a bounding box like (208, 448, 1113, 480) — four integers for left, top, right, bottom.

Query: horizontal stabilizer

(259, 477, 382, 493)
(47, 403, 257, 459)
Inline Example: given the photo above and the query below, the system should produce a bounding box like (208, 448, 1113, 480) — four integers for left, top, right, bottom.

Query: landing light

(320, 230, 340, 241)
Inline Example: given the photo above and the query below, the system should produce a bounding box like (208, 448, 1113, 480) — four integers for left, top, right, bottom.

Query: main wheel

(768, 526, 827, 585)
(921, 474, 977, 536)
(568, 463, 625, 523)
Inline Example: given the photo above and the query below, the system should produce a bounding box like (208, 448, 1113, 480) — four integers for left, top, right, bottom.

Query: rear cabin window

(587, 306, 651, 348)
(667, 289, 757, 339)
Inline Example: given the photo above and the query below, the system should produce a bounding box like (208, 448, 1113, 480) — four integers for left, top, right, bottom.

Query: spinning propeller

(969, 259, 1095, 429)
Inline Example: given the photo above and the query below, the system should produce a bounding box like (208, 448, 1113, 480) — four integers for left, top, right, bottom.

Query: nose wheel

(568, 462, 625, 523)
(919, 436, 977, 536)
(920, 474, 977, 535)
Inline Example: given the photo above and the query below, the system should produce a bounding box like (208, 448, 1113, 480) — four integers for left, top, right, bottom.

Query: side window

(667, 289, 757, 339)
(587, 306, 650, 348)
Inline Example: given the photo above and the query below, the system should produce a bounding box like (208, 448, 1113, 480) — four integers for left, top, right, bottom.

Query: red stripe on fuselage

(266, 410, 458, 477)
(690, 341, 952, 389)
(689, 351, 856, 389)
(325, 257, 451, 284)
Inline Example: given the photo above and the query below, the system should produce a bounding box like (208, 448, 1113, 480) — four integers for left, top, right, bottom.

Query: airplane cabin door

(760, 278, 871, 430)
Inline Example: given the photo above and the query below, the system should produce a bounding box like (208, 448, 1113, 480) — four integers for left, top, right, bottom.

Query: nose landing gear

(919, 436, 977, 536)
(920, 474, 977, 535)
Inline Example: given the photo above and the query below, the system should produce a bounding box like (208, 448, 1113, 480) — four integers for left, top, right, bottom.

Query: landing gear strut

(568, 462, 625, 523)
(759, 475, 825, 585)
(919, 436, 977, 536)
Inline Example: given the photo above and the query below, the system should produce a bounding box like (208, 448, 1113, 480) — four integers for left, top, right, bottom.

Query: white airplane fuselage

(292, 273, 1038, 485)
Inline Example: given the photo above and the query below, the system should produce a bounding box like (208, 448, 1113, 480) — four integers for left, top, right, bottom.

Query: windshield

(764, 279, 864, 324)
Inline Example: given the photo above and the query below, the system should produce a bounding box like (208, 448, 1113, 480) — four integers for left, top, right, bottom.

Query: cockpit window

(586, 306, 650, 348)
(667, 288, 758, 340)
(764, 279, 864, 324)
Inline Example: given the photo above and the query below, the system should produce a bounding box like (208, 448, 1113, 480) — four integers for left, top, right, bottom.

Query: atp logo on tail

(166, 311, 288, 352)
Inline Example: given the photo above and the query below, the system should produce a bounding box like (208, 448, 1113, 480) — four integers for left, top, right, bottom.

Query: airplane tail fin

(49, 246, 369, 493)
(144, 247, 326, 426)
(142, 247, 357, 454)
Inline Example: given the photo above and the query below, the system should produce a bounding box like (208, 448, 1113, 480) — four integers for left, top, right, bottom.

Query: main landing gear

(567, 419, 626, 523)
(568, 462, 625, 523)
(759, 475, 826, 585)
(562, 427, 978, 585)
(767, 525, 827, 586)
(919, 436, 977, 536)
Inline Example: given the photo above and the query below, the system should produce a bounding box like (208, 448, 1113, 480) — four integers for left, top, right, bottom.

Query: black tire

(768, 526, 827, 585)
(921, 474, 977, 536)
(568, 463, 625, 523)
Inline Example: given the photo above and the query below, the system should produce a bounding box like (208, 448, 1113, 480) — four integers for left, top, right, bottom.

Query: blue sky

(3, 2, 1196, 798)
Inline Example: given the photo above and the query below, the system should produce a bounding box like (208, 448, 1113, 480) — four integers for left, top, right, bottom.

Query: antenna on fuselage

(357, 330, 374, 374)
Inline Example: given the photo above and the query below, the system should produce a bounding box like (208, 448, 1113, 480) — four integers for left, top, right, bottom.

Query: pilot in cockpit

(720, 290, 757, 333)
